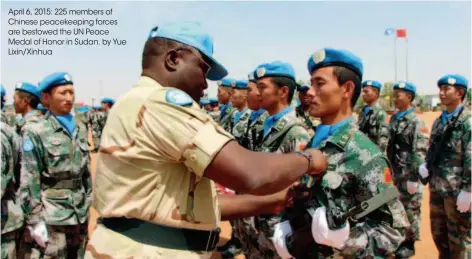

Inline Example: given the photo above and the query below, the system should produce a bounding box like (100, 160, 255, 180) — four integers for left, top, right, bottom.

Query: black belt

(100, 217, 220, 252)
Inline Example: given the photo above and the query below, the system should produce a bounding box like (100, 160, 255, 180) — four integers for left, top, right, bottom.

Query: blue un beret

(298, 85, 310, 91)
(307, 48, 363, 78)
(76, 106, 90, 113)
(92, 105, 102, 110)
(437, 74, 468, 89)
(39, 72, 73, 92)
(199, 99, 210, 105)
(233, 79, 249, 90)
(254, 61, 296, 81)
(394, 81, 417, 94)
(101, 97, 115, 104)
(217, 78, 235, 88)
(148, 21, 228, 81)
(1, 84, 5, 98)
(209, 97, 218, 104)
(362, 80, 382, 90)
(15, 82, 41, 100)
(37, 104, 48, 112)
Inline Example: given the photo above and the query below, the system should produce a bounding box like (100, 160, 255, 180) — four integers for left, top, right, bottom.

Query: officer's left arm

(461, 120, 471, 192)
(340, 156, 407, 257)
(377, 110, 389, 152)
(410, 120, 429, 182)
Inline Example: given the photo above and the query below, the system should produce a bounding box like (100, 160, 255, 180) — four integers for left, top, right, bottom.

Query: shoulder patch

(384, 167, 393, 184)
(22, 138, 34, 152)
(165, 89, 194, 106)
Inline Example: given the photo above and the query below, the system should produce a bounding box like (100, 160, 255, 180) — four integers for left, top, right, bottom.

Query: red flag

(396, 29, 407, 38)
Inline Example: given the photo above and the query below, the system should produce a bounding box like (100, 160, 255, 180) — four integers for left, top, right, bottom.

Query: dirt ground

(87, 112, 442, 258)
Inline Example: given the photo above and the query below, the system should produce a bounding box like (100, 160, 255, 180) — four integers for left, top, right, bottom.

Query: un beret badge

(256, 67, 266, 78)
(64, 74, 71, 82)
(312, 50, 326, 64)
(231, 81, 236, 87)
(16, 83, 22, 89)
(447, 77, 456, 85)
(367, 81, 372, 86)
(399, 82, 406, 88)
(217, 80, 222, 86)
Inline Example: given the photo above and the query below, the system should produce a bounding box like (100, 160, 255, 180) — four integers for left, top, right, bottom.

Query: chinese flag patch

(384, 168, 393, 184)
(421, 127, 428, 134)
(299, 144, 307, 150)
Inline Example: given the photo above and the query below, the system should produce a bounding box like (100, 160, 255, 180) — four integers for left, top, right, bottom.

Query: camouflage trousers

(430, 191, 471, 259)
(254, 215, 282, 259)
(233, 217, 263, 259)
(19, 223, 88, 259)
(2, 229, 23, 259)
(92, 137, 100, 152)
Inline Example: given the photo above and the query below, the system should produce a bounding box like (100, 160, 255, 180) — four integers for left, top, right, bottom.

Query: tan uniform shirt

(88, 76, 233, 258)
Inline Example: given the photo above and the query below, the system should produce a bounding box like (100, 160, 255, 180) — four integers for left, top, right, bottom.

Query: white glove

(419, 163, 429, 179)
(28, 222, 48, 248)
(407, 181, 419, 194)
(271, 220, 294, 259)
(311, 206, 350, 250)
(456, 190, 472, 213)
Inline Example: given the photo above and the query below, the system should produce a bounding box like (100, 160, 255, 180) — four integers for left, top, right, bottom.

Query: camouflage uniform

(253, 107, 310, 259)
(219, 104, 237, 133)
(358, 102, 389, 152)
(426, 106, 471, 259)
(1, 120, 24, 259)
(231, 108, 251, 146)
(285, 119, 409, 258)
(18, 113, 92, 259)
(386, 109, 429, 258)
(232, 109, 267, 259)
(16, 110, 43, 135)
(90, 111, 107, 151)
(295, 104, 319, 138)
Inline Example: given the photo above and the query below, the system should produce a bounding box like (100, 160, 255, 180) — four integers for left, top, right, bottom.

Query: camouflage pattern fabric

(2, 230, 22, 259)
(253, 108, 310, 259)
(386, 110, 428, 257)
(16, 110, 43, 135)
(358, 102, 389, 152)
(427, 107, 471, 258)
(219, 105, 237, 133)
(90, 111, 107, 151)
(231, 108, 251, 146)
(295, 105, 319, 138)
(285, 119, 409, 258)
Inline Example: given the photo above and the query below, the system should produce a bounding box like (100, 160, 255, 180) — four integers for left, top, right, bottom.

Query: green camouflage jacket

(90, 111, 108, 139)
(219, 105, 237, 133)
(295, 105, 319, 138)
(19, 114, 92, 226)
(231, 108, 251, 145)
(16, 109, 42, 135)
(358, 102, 389, 152)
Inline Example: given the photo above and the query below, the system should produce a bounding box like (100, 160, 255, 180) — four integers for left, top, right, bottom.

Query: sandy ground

(87, 112, 442, 258)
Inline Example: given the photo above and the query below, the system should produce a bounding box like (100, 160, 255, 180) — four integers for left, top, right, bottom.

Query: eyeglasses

(173, 47, 211, 78)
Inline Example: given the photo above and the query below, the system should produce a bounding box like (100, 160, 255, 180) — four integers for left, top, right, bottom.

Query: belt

(42, 178, 82, 189)
(100, 217, 220, 252)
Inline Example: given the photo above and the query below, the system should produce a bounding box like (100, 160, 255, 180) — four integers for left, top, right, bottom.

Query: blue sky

(1, 1, 470, 105)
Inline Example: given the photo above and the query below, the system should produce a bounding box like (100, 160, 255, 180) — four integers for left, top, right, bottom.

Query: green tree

(380, 82, 394, 109)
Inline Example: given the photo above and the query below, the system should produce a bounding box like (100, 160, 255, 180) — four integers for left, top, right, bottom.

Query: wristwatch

(295, 150, 313, 172)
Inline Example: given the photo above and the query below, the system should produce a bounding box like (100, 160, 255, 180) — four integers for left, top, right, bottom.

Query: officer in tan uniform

(85, 21, 327, 259)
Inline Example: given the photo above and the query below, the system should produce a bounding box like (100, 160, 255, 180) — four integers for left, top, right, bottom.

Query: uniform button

(190, 153, 197, 161)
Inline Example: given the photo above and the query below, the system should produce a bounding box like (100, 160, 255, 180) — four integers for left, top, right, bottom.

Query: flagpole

(405, 37, 409, 81)
(394, 36, 398, 82)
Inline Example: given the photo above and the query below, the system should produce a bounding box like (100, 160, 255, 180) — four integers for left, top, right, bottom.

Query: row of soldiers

(202, 58, 470, 259)
(1, 73, 114, 259)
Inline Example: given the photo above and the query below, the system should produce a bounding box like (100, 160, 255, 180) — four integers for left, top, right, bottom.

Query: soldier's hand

(28, 222, 48, 248)
(286, 182, 310, 208)
(307, 149, 328, 175)
(270, 186, 292, 214)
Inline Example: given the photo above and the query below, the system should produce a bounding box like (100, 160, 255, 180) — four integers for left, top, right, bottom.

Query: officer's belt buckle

(205, 227, 221, 251)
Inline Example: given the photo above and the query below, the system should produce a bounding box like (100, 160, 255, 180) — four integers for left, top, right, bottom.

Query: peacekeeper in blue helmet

(13, 82, 42, 134)
(85, 21, 328, 258)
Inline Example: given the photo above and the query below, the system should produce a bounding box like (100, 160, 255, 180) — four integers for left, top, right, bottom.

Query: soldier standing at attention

(90, 105, 103, 152)
(231, 79, 251, 145)
(12, 82, 42, 134)
(420, 74, 471, 258)
(85, 21, 327, 259)
(386, 81, 429, 258)
(217, 78, 237, 130)
(1, 84, 24, 259)
(295, 84, 319, 137)
(273, 48, 409, 259)
(207, 98, 220, 121)
(358, 80, 389, 152)
(18, 72, 92, 259)
(251, 61, 311, 259)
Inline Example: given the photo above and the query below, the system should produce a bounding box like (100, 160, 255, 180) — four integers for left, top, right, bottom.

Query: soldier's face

(247, 82, 262, 111)
(393, 90, 411, 109)
(203, 104, 212, 111)
(231, 89, 247, 107)
(309, 67, 352, 118)
(362, 86, 378, 104)
(257, 77, 286, 113)
(46, 84, 75, 115)
(217, 86, 231, 104)
(439, 85, 463, 106)
(13, 92, 27, 114)
(299, 90, 310, 106)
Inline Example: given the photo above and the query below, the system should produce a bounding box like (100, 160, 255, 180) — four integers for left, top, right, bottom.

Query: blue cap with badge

(307, 48, 363, 78)
(254, 61, 296, 81)
(15, 82, 41, 100)
(1, 84, 5, 98)
(92, 105, 102, 110)
(209, 97, 218, 104)
(199, 99, 210, 105)
(362, 80, 382, 90)
(298, 84, 310, 91)
(101, 97, 115, 104)
(39, 72, 73, 92)
(437, 74, 468, 89)
(233, 79, 248, 90)
(394, 81, 417, 94)
(217, 78, 235, 88)
(147, 21, 228, 81)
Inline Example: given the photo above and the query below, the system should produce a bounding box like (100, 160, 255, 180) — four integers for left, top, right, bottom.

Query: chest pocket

(446, 128, 463, 152)
(44, 136, 72, 177)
